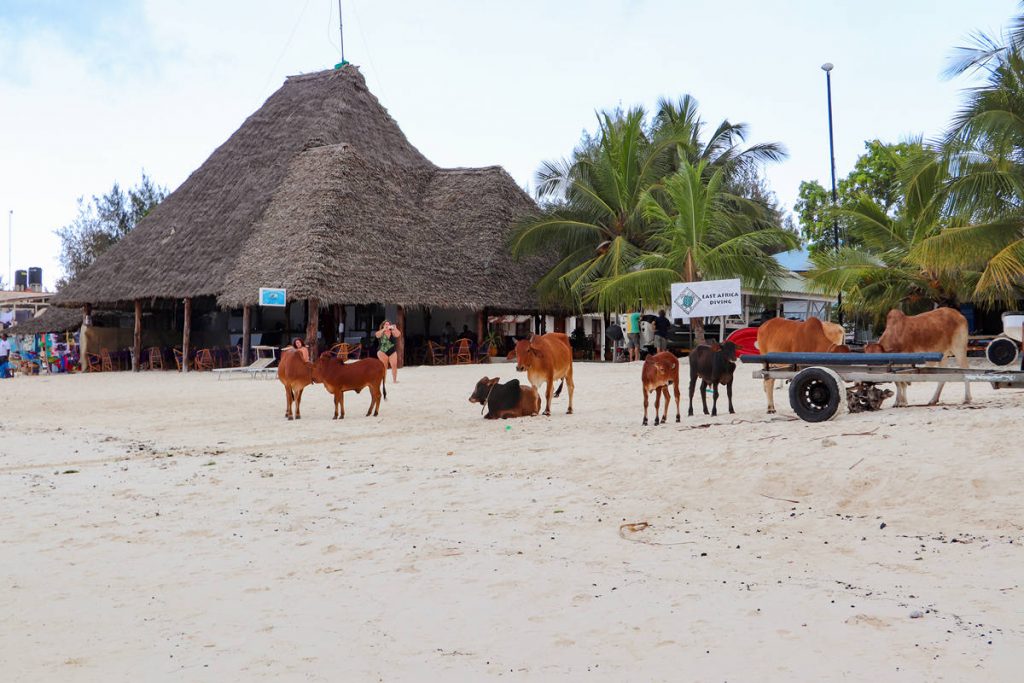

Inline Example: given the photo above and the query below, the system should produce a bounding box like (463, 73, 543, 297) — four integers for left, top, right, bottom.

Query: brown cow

(511, 333, 575, 416)
(311, 352, 387, 419)
(278, 347, 313, 420)
(468, 377, 541, 419)
(756, 317, 851, 414)
(641, 351, 680, 425)
(864, 307, 970, 407)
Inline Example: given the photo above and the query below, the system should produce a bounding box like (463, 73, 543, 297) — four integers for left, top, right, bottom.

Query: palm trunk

(683, 251, 706, 345)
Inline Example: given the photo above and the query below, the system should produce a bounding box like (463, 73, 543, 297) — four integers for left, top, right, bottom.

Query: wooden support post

(340, 304, 347, 340)
(80, 304, 92, 372)
(133, 299, 142, 372)
(396, 305, 406, 369)
(182, 297, 192, 373)
(423, 306, 432, 339)
(306, 298, 319, 357)
(477, 309, 485, 347)
(241, 305, 252, 366)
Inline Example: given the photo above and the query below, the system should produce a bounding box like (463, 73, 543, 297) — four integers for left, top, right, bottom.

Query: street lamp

(821, 62, 843, 326)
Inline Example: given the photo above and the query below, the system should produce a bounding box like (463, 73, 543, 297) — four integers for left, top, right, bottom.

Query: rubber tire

(986, 337, 1019, 367)
(788, 366, 845, 423)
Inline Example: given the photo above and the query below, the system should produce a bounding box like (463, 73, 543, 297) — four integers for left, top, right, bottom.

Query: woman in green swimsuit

(375, 320, 401, 383)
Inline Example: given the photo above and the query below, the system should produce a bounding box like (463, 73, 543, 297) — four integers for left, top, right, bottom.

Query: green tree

(808, 148, 976, 324)
(56, 172, 166, 288)
(795, 140, 921, 253)
(587, 158, 797, 342)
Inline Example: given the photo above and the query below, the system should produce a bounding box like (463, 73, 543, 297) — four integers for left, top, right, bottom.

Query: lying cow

(311, 352, 387, 419)
(864, 307, 970, 407)
(511, 333, 575, 416)
(756, 317, 851, 414)
(688, 341, 737, 417)
(641, 351, 680, 425)
(468, 376, 541, 419)
(278, 347, 314, 420)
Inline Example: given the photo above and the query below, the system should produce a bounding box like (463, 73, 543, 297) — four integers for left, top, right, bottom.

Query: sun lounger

(213, 346, 279, 379)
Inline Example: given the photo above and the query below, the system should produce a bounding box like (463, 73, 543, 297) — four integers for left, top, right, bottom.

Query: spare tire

(986, 337, 1018, 367)
(789, 366, 845, 422)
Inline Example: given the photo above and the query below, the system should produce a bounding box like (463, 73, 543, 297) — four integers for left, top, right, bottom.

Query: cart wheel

(789, 367, 845, 422)
(986, 337, 1019, 367)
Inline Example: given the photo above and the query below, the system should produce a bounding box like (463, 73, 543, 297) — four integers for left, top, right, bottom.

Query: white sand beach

(2, 361, 1022, 681)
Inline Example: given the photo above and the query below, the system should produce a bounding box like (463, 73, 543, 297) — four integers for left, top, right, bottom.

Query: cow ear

(505, 350, 516, 360)
(710, 341, 721, 351)
(489, 377, 500, 385)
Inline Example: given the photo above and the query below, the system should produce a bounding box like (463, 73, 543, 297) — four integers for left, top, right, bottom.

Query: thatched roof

(54, 66, 545, 311)
(10, 307, 82, 335)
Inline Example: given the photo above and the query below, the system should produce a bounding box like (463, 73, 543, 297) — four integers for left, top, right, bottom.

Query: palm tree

(509, 100, 787, 312)
(588, 158, 798, 342)
(508, 107, 683, 309)
(809, 148, 977, 323)
(907, 12, 1024, 306)
(653, 95, 788, 181)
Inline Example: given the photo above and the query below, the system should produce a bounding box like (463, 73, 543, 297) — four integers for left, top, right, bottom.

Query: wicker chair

(146, 347, 164, 371)
(172, 348, 185, 371)
(86, 353, 103, 372)
(450, 339, 473, 365)
(194, 348, 214, 371)
(100, 349, 115, 372)
(228, 346, 242, 368)
(331, 342, 362, 361)
(425, 341, 447, 365)
(475, 342, 493, 363)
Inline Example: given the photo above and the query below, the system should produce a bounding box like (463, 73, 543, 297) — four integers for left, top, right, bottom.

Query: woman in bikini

(376, 320, 401, 383)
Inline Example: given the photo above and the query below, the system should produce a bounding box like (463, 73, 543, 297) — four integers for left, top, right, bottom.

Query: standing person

(442, 321, 456, 346)
(290, 337, 310, 363)
(376, 319, 401, 383)
(0, 333, 10, 378)
(626, 309, 642, 361)
(653, 309, 671, 353)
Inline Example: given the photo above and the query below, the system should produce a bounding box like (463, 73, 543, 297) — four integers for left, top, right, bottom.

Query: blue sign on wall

(259, 287, 286, 307)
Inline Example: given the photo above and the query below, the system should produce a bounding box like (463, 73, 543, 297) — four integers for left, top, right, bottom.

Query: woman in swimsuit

(291, 337, 310, 363)
(376, 320, 401, 383)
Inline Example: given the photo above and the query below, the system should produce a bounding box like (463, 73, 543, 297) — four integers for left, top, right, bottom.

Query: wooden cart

(742, 352, 1024, 422)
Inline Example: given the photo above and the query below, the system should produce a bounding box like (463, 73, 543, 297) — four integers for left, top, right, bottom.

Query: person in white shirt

(0, 333, 10, 376)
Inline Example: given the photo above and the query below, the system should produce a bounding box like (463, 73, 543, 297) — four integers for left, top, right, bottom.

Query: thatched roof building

(54, 66, 544, 310)
(9, 306, 83, 335)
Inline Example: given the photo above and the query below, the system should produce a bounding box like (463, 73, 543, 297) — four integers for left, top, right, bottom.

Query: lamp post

(821, 62, 843, 326)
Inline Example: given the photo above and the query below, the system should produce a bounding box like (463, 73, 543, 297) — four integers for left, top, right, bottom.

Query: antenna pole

(338, 0, 345, 62)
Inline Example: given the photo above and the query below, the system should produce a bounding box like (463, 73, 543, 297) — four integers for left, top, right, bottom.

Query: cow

(688, 341, 738, 417)
(278, 347, 313, 420)
(755, 317, 851, 414)
(311, 352, 387, 419)
(511, 333, 575, 416)
(468, 377, 541, 419)
(641, 351, 680, 425)
(863, 307, 970, 407)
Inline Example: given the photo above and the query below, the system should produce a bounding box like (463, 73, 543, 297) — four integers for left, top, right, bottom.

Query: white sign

(671, 278, 742, 320)
(259, 287, 286, 307)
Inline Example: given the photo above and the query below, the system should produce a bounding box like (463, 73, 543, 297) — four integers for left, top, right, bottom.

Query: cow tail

(382, 374, 387, 401)
(554, 379, 565, 398)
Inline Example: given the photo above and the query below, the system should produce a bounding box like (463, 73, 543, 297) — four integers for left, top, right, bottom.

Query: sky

(0, 0, 1016, 290)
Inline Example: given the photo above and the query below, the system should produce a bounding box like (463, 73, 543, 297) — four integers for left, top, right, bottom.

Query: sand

(1, 360, 1022, 681)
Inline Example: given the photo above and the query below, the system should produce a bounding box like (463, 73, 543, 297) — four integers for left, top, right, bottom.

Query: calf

(511, 333, 575, 416)
(864, 307, 970, 407)
(277, 347, 313, 420)
(641, 351, 680, 425)
(468, 376, 541, 419)
(311, 353, 387, 419)
(688, 341, 738, 417)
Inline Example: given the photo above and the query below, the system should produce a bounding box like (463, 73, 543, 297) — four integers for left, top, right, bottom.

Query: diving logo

(674, 287, 701, 315)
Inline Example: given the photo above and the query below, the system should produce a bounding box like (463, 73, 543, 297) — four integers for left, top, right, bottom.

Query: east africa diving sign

(670, 278, 742, 320)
